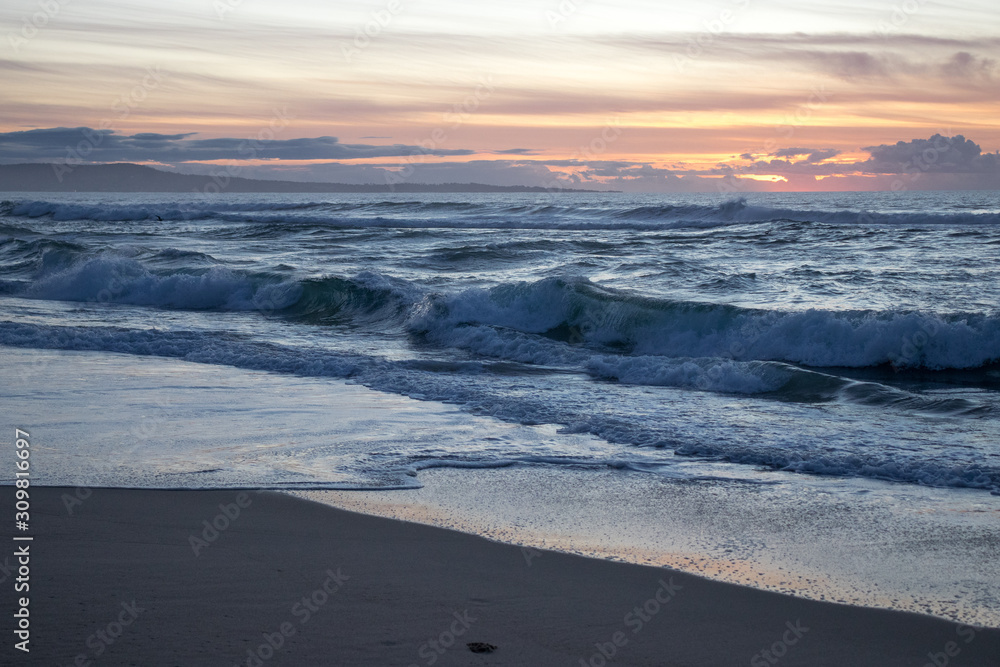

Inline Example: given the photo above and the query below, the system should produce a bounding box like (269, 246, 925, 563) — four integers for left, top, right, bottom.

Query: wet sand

(11, 486, 999, 666)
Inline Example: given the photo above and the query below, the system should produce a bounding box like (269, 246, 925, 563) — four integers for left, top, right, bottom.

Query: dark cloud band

(0, 127, 474, 162)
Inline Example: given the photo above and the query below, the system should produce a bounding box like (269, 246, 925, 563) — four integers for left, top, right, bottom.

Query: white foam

(9, 197, 1000, 230)
(411, 277, 1000, 370)
(25, 256, 302, 311)
(1, 322, 996, 493)
(586, 356, 791, 393)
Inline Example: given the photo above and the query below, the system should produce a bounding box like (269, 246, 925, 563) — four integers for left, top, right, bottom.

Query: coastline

(299, 466, 1000, 630)
(11, 486, 999, 666)
(4, 347, 998, 639)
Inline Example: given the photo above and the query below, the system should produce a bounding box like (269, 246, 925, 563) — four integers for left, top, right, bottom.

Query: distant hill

(0, 163, 601, 193)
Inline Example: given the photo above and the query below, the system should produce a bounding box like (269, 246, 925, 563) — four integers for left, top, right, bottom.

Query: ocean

(2, 190, 999, 625)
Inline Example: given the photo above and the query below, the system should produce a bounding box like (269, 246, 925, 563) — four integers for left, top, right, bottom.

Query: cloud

(3, 127, 998, 192)
(939, 52, 997, 81)
(860, 134, 1000, 174)
(617, 33, 999, 87)
(759, 48, 997, 84)
(704, 134, 1000, 192)
(0, 127, 474, 163)
(0, 59, 52, 74)
(129, 132, 197, 141)
(611, 33, 1000, 54)
(797, 51, 898, 80)
(770, 148, 841, 162)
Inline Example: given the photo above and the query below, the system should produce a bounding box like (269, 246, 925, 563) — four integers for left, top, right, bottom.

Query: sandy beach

(5, 0, 1000, 664)
(9, 486, 998, 666)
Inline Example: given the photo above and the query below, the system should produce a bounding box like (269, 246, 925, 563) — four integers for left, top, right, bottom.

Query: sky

(1, 0, 998, 191)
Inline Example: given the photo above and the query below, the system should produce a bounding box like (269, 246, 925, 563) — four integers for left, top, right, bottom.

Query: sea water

(1, 190, 998, 623)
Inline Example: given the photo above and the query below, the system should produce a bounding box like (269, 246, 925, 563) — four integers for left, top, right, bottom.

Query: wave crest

(7, 197, 1000, 230)
(408, 276, 1000, 370)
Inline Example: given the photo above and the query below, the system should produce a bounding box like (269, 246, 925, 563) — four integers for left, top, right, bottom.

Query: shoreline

(4, 347, 998, 638)
(10, 486, 999, 666)
(298, 466, 1000, 630)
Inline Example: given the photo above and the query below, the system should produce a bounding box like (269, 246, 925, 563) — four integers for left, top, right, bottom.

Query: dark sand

(7, 487, 998, 665)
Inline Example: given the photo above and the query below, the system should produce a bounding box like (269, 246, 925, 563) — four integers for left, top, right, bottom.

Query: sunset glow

(1, 0, 998, 190)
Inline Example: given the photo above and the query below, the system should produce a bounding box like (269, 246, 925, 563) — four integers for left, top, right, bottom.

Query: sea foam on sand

(3, 347, 997, 630)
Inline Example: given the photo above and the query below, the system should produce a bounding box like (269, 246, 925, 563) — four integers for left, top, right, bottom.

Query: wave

(672, 440, 998, 491)
(6, 197, 1000, 230)
(0, 237, 90, 277)
(0, 322, 365, 377)
(6, 243, 1000, 371)
(12, 252, 420, 326)
(0, 321, 996, 492)
(3, 210, 999, 372)
(3, 199, 332, 222)
(408, 276, 1000, 370)
(586, 355, 987, 415)
(23, 256, 296, 310)
(0, 232, 421, 321)
(283, 272, 420, 324)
